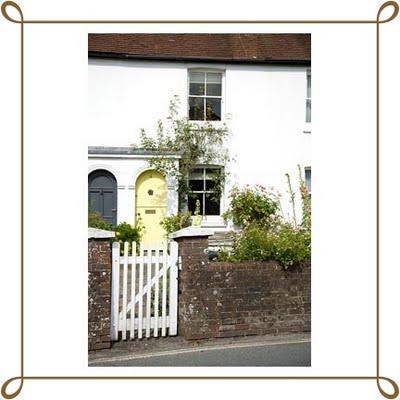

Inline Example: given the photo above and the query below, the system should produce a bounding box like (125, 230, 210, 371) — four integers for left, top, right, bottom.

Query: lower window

(188, 167, 221, 216)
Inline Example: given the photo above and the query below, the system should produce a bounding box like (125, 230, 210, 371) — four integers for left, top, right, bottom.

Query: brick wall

(175, 234, 311, 340)
(88, 237, 112, 351)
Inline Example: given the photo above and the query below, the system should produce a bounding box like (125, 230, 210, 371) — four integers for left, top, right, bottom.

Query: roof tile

(88, 34, 311, 63)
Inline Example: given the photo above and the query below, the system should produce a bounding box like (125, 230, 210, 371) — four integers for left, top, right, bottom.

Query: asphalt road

(91, 341, 310, 367)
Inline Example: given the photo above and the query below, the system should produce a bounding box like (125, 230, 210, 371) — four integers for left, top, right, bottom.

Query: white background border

(0, 0, 399, 399)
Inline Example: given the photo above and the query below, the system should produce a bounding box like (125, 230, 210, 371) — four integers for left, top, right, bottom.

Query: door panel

(88, 170, 117, 226)
(89, 189, 102, 215)
(102, 190, 116, 223)
(135, 170, 167, 244)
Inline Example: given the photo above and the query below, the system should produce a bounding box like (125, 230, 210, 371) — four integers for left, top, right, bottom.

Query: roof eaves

(88, 52, 311, 65)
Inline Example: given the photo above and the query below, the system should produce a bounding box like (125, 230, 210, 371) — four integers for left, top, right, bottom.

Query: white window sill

(200, 216, 226, 228)
(187, 119, 226, 127)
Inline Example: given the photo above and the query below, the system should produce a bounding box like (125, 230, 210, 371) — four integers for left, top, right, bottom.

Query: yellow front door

(135, 170, 167, 244)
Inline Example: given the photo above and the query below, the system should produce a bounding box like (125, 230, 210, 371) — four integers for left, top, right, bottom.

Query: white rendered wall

(88, 59, 311, 224)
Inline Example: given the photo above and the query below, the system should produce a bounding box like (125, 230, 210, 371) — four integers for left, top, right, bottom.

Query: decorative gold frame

(1, 1, 399, 398)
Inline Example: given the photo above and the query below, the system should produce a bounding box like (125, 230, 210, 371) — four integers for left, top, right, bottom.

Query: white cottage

(88, 33, 311, 243)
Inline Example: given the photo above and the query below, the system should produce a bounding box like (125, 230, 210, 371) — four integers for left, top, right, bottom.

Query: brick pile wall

(88, 238, 112, 351)
(175, 235, 311, 340)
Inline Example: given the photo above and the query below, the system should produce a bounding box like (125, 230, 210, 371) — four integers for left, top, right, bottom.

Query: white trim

(88, 164, 119, 180)
(170, 227, 214, 239)
(88, 228, 115, 239)
(201, 216, 226, 227)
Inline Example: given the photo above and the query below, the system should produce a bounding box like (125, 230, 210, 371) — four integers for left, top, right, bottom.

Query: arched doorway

(88, 170, 117, 226)
(135, 170, 167, 244)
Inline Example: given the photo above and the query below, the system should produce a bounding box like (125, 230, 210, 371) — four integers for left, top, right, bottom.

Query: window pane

(306, 99, 311, 123)
(189, 97, 205, 120)
(205, 180, 216, 191)
(189, 72, 205, 95)
(191, 168, 204, 176)
(206, 72, 222, 96)
(207, 73, 222, 84)
(206, 83, 222, 96)
(205, 98, 221, 121)
(189, 179, 204, 191)
(204, 194, 220, 215)
(205, 168, 219, 177)
(305, 168, 311, 193)
(190, 83, 205, 96)
(189, 71, 205, 83)
(188, 193, 204, 215)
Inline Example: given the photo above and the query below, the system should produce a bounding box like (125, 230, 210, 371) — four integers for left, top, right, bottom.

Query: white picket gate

(111, 241, 179, 341)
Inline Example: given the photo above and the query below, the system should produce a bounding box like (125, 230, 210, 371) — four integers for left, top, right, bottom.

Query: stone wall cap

(170, 227, 214, 239)
(88, 228, 115, 239)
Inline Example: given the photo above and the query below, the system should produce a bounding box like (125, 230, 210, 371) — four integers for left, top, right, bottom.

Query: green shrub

(160, 212, 192, 235)
(271, 224, 310, 269)
(222, 223, 310, 269)
(115, 222, 142, 253)
(223, 185, 280, 229)
(88, 209, 112, 230)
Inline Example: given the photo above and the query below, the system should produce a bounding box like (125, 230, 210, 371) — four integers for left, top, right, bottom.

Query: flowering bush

(223, 184, 281, 229)
(218, 173, 311, 269)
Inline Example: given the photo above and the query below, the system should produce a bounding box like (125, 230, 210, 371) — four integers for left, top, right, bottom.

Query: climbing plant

(137, 96, 231, 210)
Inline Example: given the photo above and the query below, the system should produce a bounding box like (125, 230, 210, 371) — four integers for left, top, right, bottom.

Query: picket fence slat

(145, 246, 152, 338)
(169, 241, 178, 336)
(111, 242, 120, 341)
(154, 245, 160, 337)
(138, 245, 144, 339)
(130, 242, 136, 339)
(121, 242, 128, 340)
(161, 243, 168, 337)
(111, 240, 178, 341)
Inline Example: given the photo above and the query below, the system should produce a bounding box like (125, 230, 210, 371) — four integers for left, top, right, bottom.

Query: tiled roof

(88, 34, 311, 64)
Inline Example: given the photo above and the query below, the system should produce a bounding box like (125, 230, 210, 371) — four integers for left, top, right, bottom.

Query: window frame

(187, 166, 223, 217)
(304, 68, 311, 133)
(187, 69, 224, 122)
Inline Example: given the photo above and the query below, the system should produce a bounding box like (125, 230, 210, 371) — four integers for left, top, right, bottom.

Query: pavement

(89, 333, 311, 367)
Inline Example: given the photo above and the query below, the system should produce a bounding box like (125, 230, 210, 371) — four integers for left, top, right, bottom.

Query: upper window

(306, 69, 311, 123)
(188, 167, 221, 216)
(188, 71, 222, 121)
